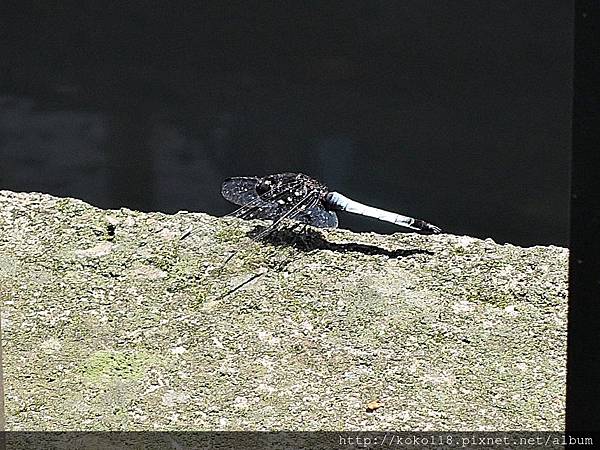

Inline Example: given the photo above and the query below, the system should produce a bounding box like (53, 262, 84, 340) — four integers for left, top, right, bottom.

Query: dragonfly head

(255, 178, 273, 196)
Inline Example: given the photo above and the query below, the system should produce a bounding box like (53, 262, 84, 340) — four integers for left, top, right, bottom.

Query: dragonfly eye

(256, 180, 272, 195)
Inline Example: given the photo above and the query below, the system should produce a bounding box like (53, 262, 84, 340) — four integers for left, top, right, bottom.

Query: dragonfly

(221, 172, 441, 239)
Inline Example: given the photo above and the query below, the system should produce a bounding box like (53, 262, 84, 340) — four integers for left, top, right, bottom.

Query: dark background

(567, 0, 600, 432)
(0, 1, 572, 246)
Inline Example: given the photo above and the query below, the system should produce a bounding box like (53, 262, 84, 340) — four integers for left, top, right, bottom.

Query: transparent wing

(221, 177, 260, 206)
(225, 178, 306, 221)
(221, 174, 336, 237)
(293, 206, 338, 228)
(253, 190, 322, 240)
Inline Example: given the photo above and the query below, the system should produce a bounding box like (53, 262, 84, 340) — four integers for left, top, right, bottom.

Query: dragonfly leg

(294, 223, 309, 234)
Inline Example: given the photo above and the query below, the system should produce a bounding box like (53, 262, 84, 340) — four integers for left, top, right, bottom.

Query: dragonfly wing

(221, 177, 260, 206)
(237, 202, 286, 220)
(226, 177, 306, 218)
(293, 205, 339, 228)
(222, 174, 333, 235)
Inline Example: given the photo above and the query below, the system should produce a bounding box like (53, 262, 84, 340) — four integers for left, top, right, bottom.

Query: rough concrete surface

(0, 190, 567, 431)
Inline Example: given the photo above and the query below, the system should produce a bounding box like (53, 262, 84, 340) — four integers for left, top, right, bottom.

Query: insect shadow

(247, 226, 434, 258)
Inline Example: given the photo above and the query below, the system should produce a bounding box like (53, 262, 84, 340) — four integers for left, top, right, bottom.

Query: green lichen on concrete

(80, 350, 154, 382)
(214, 223, 246, 243)
(0, 190, 568, 431)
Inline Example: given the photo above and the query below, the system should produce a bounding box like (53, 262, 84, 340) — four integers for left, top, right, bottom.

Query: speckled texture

(0, 190, 567, 430)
